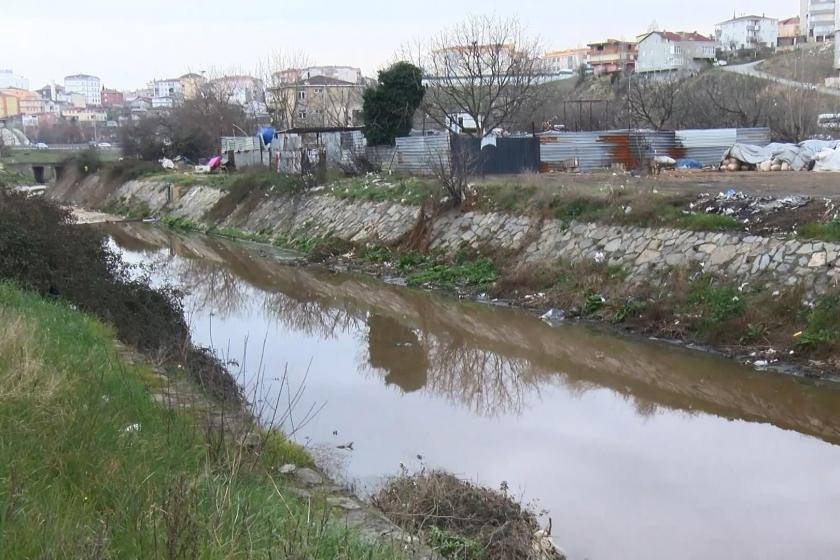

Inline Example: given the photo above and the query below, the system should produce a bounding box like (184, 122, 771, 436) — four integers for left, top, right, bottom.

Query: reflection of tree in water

(262, 291, 365, 340)
(421, 336, 550, 417)
(367, 314, 428, 392)
(362, 313, 559, 417)
(160, 256, 251, 319)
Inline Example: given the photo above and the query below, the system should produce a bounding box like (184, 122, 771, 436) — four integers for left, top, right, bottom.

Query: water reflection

(103, 222, 840, 440)
(102, 223, 840, 560)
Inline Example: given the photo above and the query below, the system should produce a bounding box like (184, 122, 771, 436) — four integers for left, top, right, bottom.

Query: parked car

(97, 142, 112, 148)
(34, 142, 49, 150)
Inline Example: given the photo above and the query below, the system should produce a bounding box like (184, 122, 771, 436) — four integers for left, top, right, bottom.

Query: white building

(150, 78, 182, 108)
(800, 0, 839, 41)
(715, 15, 778, 50)
(543, 48, 589, 74)
(64, 74, 101, 106)
(0, 69, 28, 89)
(636, 31, 717, 74)
(274, 66, 363, 85)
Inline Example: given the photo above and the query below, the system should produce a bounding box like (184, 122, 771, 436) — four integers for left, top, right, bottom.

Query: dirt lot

(479, 170, 840, 199)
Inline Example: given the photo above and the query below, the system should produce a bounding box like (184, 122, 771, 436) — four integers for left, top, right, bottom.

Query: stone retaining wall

(51, 176, 840, 296)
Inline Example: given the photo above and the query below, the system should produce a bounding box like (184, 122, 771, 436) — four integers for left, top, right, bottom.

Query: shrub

(61, 148, 103, 176)
(0, 191, 240, 402)
(374, 471, 560, 560)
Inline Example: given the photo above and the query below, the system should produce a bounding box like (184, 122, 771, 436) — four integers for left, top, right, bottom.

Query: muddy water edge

(99, 222, 840, 560)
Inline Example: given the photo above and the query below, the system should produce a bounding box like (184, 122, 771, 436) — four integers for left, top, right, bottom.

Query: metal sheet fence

(220, 136, 267, 168)
(366, 135, 450, 175)
(539, 128, 771, 171)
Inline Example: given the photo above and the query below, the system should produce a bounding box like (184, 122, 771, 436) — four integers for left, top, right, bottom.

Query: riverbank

(0, 283, 415, 558)
(0, 188, 440, 559)
(49, 168, 840, 379)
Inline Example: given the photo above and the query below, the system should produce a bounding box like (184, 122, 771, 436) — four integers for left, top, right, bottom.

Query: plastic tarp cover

(724, 141, 840, 171)
(813, 148, 840, 172)
(724, 144, 774, 165)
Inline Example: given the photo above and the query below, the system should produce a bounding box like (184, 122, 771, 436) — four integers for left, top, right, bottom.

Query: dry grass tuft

(0, 310, 59, 402)
(374, 470, 562, 560)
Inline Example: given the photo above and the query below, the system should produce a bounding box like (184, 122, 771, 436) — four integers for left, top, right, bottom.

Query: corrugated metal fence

(366, 135, 451, 175)
(220, 136, 268, 168)
(539, 128, 771, 171)
(270, 130, 366, 175)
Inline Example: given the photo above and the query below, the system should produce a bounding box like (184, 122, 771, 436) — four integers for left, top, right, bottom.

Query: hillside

(758, 43, 837, 85)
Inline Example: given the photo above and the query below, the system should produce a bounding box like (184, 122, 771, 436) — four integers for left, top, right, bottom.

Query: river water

(103, 223, 840, 560)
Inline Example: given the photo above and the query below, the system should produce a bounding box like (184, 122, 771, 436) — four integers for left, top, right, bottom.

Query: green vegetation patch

(327, 174, 439, 206)
(0, 284, 400, 558)
(798, 220, 840, 242)
(406, 253, 497, 289)
(474, 181, 736, 232)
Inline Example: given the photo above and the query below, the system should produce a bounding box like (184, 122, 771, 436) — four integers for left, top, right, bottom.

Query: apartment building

(715, 15, 778, 50)
(64, 74, 101, 106)
(636, 31, 716, 74)
(800, 0, 839, 41)
(587, 40, 636, 74)
(543, 48, 589, 73)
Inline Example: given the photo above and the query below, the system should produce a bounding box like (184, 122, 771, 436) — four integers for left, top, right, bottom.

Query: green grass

(327, 174, 439, 205)
(406, 254, 497, 289)
(2, 148, 120, 165)
(0, 283, 403, 559)
(798, 220, 840, 242)
(799, 294, 840, 348)
(676, 213, 742, 231)
(474, 182, 739, 232)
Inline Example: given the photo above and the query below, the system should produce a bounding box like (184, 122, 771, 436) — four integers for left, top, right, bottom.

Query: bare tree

(412, 15, 544, 137)
(258, 51, 313, 129)
(627, 73, 685, 130)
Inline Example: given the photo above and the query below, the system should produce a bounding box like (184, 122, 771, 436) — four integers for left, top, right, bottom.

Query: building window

(298, 111, 307, 119)
(314, 88, 322, 94)
(297, 90, 306, 100)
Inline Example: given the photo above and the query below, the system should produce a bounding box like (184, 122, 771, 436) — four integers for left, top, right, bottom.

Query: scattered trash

(593, 251, 606, 264)
(541, 308, 566, 324)
(124, 423, 141, 433)
(675, 158, 702, 169)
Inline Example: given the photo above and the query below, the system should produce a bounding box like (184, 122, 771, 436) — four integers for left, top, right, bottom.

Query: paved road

(722, 60, 840, 98)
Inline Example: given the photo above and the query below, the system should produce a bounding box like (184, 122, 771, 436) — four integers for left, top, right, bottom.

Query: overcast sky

(3, 0, 796, 90)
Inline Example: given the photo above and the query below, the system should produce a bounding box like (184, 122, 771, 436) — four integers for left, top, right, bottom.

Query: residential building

(209, 75, 267, 118)
(0, 89, 45, 115)
(209, 75, 265, 106)
(0, 69, 28, 90)
(800, 0, 839, 41)
(19, 93, 46, 115)
(64, 74, 101, 106)
(36, 83, 64, 101)
(57, 91, 86, 108)
(778, 16, 803, 47)
(0, 92, 20, 118)
(636, 31, 716, 74)
(62, 107, 108, 122)
(101, 87, 124, 107)
(269, 74, 365, 129)
(150, 77, 182, 108)
(587, 40, 636, 74)
(179, 72, 206, 100)
(715, 15, 778, 51)
(274, 66, 363, 85)
(543, 48, 589, 73)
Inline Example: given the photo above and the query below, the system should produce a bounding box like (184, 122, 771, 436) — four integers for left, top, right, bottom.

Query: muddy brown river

(102, 223, 840, 560)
